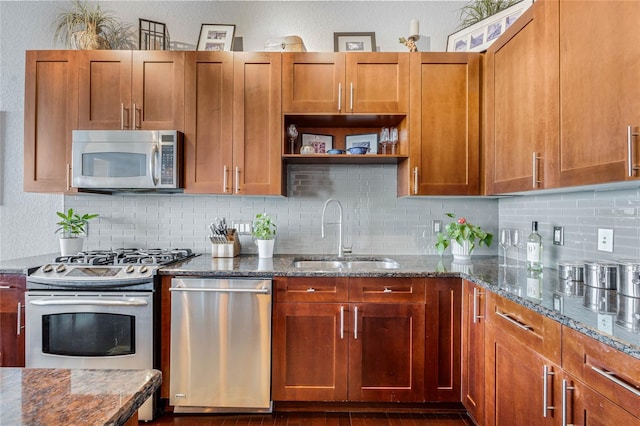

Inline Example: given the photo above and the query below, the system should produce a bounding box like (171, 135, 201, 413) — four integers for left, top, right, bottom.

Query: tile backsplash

(65, 164, 500, 256)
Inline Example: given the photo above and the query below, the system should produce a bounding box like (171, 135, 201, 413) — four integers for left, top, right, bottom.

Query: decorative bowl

(327, 149, 345, 155)
(347, 146, 369, 155)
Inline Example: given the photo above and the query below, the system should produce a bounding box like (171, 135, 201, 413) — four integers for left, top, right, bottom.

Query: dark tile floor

(147, 412, 474, 426)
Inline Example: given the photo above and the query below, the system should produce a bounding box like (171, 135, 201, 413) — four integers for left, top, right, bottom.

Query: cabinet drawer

(562, 326, 640, 418)
(274, 277, 348, 303)
(349, 277, 425, 303)
(486, 292, 561, 363)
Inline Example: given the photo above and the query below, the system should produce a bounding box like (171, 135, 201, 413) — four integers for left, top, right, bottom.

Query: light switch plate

(433, 220, 442, 234)
(553, 226, 564, 245)
(597, 228, 614, 252)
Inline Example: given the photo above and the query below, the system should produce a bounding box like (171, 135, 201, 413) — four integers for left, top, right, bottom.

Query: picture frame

(301, 133, 333, 154)
(446, 0, 533, 53)
(334, 32, 377, 52)
(345, 133, 378, 154)
(197, 24, 236, 51)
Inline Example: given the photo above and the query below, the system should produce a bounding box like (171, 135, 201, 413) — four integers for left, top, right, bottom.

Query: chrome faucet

(321, 198, 351, 258)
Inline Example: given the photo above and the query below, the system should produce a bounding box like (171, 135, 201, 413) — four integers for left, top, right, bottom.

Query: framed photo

(197, 24, 236, 51)
(346, 133, 378, 154)
(334, 32, 376, 52)
(302, 133, 333, 154)
(446, 0, 533, 52)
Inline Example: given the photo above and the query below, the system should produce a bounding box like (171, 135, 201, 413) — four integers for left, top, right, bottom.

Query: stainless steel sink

(292, 257, 401, 270)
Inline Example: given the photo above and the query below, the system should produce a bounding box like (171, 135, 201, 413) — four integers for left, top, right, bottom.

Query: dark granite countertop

(162, 254, 640, 360)
(0, 253, 59, 274)
(0, 368, 161, 425)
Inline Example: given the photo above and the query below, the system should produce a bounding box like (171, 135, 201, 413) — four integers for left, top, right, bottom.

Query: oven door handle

(29, 299, 149, 307)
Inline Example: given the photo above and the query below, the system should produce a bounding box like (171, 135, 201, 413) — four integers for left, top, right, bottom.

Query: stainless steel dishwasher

(169, 277, 272, 413)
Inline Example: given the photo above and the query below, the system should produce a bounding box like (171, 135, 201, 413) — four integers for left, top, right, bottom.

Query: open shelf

(283, 154, 408, 164)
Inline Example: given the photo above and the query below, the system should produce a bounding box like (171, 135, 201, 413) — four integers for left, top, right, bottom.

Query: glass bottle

(526, 221, 543, 271)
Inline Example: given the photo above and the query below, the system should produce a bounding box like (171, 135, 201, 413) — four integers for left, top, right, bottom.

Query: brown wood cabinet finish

(24, 50, 78, 193)
(403, 53, 480, 196)
(0, 274, 26, 367)
(77, 50, 184, 131)
(484, 1, 557, 194)
(461, 280, 484, 423)
(282, 52, 409, 114)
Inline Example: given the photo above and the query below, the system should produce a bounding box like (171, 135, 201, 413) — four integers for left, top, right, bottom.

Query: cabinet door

(0, 274, 26, 367)
(272, 302, 348, 401)
(461, 280, 484, 423)
(424, 278, 461, 402)
(348, 303, 425, 402)
(183, 52, 233, 194)
(232, 52, 283, 195)
(346, 53, 409, 114)
(484, 1, 556, 194)
(405, 53, 480, 196)
(282, 52, 345, 113)
(551, 0, 640, 186)
(131, 51, 184, 130)
(77, 50, 132, 130)
(24, 50, 78, 193)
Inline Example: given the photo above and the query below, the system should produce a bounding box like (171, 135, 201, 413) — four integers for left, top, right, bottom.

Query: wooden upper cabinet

(550, 0, 640, 187)
(183, 52, 233, 194)
(402, 53, 480, 196)
(484, 0, 557, 194)
(233, 52, 283, 196)
(77, 50, 184, 130)
(282, 52, 409, 114)
(24, 50, 78, 193)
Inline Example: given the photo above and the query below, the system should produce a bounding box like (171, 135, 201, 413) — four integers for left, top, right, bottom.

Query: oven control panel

(28, 264, 156, 287)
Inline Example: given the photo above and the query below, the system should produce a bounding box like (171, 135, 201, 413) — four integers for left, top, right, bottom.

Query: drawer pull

(542, 365, 555, 417)
(340, 305, 344, 340)
(306, 288, 316, 292)
(473, 287, 484, 323)
(561, 379, 575, 426)
(591, 365, 640, 397)
(495, 310, 532, 331)
(383, 287, 392, 293)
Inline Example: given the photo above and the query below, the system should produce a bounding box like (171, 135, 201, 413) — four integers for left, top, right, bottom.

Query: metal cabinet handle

(338, 83, 342, 112)
(627, 125, 639, 177)
(235, 166, 241, 194)
(340, 305, 344, 339)
(413, 167, 419, 194)
(561, 379, 575, 426)
(66, 163, 71, 191)
(349, 82, 354, 111)
(383, 287, 392, 293)
(133, 103, 140, 129)
(542, 365, 555, 417)
(495, 309, 533, 331)
(591, 365, 640, 397)
(17, 302, 24, 336)
(121, 102, 125, 129)
(354, 306, 358, 340)
(223, 165, 229, 193)
(306, 288, 316, 292)
(473, 286, 484, 323)
(532, 152, 542, 188)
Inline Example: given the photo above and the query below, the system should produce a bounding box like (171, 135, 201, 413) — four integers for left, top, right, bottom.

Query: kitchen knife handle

(542, 365, 555, 417)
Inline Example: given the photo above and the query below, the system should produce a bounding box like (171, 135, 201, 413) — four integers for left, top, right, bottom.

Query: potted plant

(53, 0, 135, 50)
(252, 213, 277, 258)
(55, 208, 99, 255)
(435, 213, 493, 261)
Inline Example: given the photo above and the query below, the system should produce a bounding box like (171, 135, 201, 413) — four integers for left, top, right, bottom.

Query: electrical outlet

(553, 226, 564, 245)
(231, 220, 253, 235)
(433, 220, 442, 234)
(597, 228, 614, 252)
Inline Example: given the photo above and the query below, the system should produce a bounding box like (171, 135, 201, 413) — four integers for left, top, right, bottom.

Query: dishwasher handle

(169, 287, 270, 294)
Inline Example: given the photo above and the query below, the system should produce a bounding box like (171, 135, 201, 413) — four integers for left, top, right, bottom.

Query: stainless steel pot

(616, 260, 640, 297)
(583, 285, 617, 313)
(557, 279, 584, 296)
(558, 262, 585, 282)
(583, 261, 618, 290)
(615, 294, 640, 330)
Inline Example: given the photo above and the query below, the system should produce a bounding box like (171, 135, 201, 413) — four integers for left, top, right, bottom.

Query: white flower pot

(256, 239, 275, 259)
(451, 240, 472, 262)
(59, 237, 84, 256)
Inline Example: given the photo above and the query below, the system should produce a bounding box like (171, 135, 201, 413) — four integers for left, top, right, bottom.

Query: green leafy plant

(55, 208, 99, 238)
(53, 0, 135, 49)
(252, 213, 277, 240)
(458, 0, 520, 29)
(435, 213, 493, 255)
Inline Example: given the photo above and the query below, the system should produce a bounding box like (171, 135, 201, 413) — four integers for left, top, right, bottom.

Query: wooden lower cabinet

(461, 280, 484, 423)
(0, 274, 26, 367)
(272, 277, 426, 402)
(484, 292, 561, 425)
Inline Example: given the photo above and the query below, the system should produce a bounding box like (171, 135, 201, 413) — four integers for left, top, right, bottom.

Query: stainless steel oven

(26, 248, 195, 422)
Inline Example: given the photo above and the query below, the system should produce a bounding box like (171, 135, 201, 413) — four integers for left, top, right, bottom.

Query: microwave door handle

(150, 144, 159, 186)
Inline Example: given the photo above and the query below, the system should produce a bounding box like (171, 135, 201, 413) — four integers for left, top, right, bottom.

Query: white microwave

(72, 130, 183, 190)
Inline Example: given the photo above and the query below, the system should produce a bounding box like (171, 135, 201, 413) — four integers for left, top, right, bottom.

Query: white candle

(409, 19, 419, 37)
